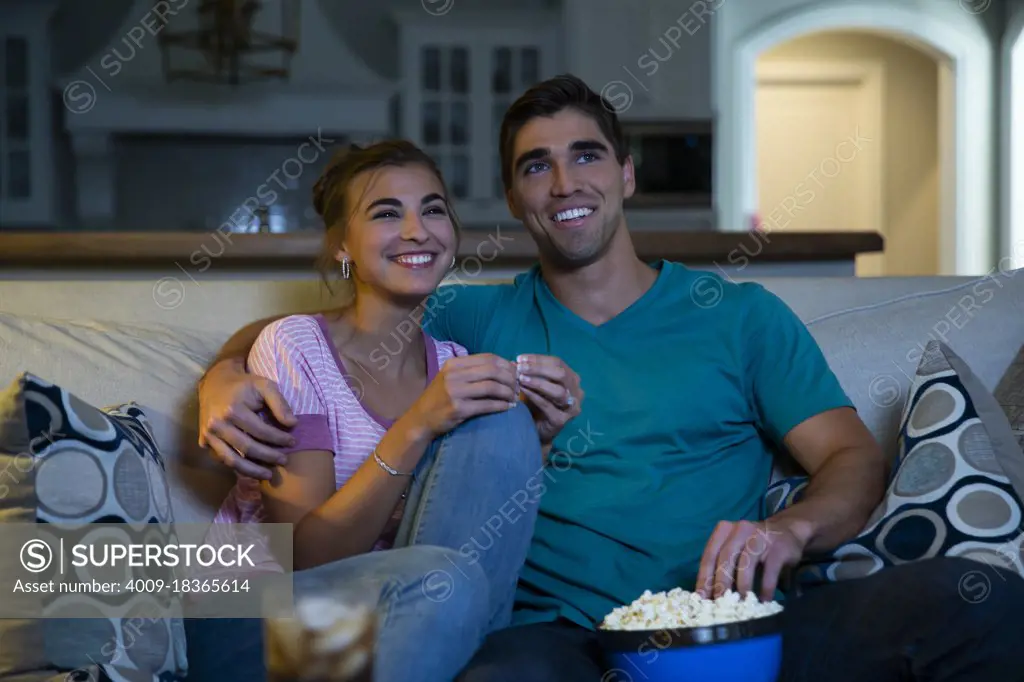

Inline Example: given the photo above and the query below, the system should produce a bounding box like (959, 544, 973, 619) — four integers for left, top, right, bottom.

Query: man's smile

(551, 206, 596, 228)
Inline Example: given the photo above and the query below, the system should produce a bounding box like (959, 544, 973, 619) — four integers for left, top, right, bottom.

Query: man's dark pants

(456, 557, 1024, 682)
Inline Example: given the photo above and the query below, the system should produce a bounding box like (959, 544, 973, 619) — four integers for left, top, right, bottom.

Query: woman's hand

(406, 354, 519, 439)
(197, 359, 297, 480)
(516, 354, 584, 448)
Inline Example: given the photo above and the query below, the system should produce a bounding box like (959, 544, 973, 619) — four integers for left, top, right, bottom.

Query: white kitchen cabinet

(0, 1, 59, 227)
(394, 8, 560, 225)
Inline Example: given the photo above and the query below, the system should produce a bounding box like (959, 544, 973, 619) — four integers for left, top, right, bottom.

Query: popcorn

(600, 588, 783, 630)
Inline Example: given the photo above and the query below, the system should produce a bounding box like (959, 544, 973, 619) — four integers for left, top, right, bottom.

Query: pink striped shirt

(208, 313, 467, 573)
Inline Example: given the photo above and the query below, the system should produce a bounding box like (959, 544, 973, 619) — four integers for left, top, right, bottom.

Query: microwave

(623, 120, 713, 208)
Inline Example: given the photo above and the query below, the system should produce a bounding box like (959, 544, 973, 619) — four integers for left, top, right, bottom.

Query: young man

(198, 75, 1024, 681)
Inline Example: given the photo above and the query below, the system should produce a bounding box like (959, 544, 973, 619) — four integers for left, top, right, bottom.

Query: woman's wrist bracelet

(373, 448, 414, 478)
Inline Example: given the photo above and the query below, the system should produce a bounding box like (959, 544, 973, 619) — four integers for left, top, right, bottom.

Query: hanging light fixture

(158, 0, 300, 85)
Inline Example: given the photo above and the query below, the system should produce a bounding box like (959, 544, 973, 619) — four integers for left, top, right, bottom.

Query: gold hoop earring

(341, 259, 351, 280)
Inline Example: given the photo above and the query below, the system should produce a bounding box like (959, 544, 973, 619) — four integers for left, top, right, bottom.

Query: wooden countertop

(0, 230, 883, 267)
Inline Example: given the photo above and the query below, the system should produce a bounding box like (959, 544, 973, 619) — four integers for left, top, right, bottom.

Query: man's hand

(515, 354, 584, 447)
(695, 517, 813, 602)
(197, 360, 297, 480)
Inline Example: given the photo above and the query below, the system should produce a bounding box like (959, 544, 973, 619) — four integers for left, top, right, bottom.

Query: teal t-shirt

(423, 260, 853, 629)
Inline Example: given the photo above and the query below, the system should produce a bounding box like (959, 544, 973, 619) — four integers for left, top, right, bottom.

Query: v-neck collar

(534, 260, 673, 335)
(314, 314, 439, 430)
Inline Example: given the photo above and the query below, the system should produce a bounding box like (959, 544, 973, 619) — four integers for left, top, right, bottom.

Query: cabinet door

(1, 36, 32, 210)
(416, 44, 474, 202)
(0, 29, 53, 226)
(400, 20, 558, 222)
(486, 44, 545, 199)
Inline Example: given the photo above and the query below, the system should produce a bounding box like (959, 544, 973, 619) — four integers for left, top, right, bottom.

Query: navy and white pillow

(0, 371, 187, 681)
(766, 341, 1024, 588)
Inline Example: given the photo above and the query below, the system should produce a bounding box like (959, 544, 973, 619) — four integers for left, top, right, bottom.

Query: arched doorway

(716, 1, 994, 275)
(755, 30, 942, 277)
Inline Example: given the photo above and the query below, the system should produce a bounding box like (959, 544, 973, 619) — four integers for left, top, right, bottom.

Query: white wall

(559, 0, 716, 119)
(1002, 0, 1024, 267)
(49, 0, 133, 76)
(760, 31, 940, 276)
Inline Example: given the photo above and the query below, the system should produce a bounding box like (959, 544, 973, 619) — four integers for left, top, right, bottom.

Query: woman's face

(337, 163, 457, 303)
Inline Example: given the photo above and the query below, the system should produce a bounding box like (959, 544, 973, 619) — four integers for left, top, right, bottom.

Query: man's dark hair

(498, 74, 631, 192)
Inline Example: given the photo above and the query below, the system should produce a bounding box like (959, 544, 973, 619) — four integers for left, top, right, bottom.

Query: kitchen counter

(0, 230, 882, 279)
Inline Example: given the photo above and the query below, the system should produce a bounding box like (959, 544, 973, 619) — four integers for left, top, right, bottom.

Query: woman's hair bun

(312, 144, 361, 219)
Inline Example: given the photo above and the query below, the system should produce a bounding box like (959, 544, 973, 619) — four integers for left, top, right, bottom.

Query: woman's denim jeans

(184, 403, 543, 682)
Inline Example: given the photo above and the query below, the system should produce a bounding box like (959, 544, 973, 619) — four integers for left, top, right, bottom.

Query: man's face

(506, 108, 635, 268)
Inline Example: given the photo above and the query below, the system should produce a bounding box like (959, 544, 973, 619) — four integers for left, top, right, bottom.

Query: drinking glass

(264, 586, 378, 682)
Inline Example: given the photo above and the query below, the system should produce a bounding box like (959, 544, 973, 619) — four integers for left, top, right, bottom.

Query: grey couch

(5, 272, 1022, 513)
(1, 270, 1023, 681)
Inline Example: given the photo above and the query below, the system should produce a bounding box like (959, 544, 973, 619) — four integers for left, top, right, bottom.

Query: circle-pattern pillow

(0, 371, 187, 681)
(766, 341, 1024, 589)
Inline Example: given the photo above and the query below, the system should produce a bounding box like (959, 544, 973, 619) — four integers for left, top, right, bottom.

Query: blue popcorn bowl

(597, 612, 783, 682)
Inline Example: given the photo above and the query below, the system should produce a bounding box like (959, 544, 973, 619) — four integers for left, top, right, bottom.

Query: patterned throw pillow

(765, 341, 1024, 588)
(0, 371, 187, 681)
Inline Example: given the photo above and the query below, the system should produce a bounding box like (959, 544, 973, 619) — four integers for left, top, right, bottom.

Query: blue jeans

(184, 403, 542, 682)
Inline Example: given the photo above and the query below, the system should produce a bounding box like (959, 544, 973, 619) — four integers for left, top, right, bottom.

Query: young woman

(189, 140, 544, 682)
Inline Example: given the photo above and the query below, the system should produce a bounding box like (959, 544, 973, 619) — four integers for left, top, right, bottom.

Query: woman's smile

(389, 252, 439, 269)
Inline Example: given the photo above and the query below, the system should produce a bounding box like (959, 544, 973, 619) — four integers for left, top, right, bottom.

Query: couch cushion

(0, 373, 188, 681)
(804, 271, 1024, 463)
(0, 312, 236, 526)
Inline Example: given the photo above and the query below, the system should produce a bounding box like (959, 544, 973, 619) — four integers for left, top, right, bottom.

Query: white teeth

(393, 254, 434, 265)
(555, 207, 593, 222)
